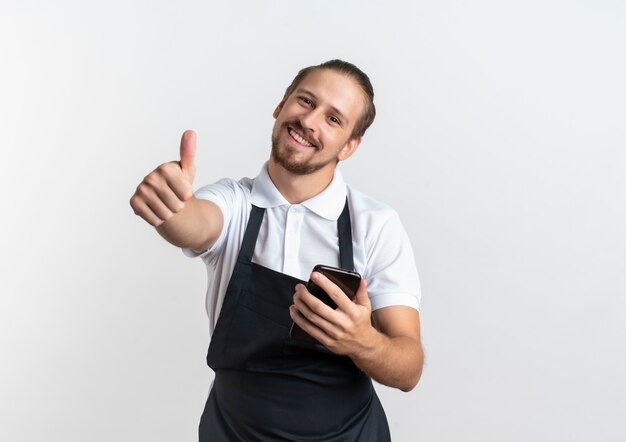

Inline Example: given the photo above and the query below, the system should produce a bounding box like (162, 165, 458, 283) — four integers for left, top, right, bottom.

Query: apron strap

(337, 199, 354, 271)
(238, 205, 265, 263)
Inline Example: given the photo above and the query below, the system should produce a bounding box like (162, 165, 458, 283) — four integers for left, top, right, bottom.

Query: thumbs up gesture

(130, 130, 198, 227)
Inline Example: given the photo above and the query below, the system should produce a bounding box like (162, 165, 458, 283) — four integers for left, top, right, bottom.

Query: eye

(329, 115, 341, 125)
(299, 97, 313, 107)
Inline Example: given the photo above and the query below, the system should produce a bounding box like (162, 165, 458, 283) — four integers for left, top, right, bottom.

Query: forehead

(293, 69, 366, 123)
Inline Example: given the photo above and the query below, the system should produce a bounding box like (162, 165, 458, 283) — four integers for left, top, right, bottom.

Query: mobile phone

(289, 265, 361, 344)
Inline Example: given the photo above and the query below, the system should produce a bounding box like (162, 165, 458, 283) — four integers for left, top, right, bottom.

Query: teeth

(289, 128, 313, 147)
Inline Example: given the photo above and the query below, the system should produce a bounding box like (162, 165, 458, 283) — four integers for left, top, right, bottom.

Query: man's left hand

(289, 271, 379, 358)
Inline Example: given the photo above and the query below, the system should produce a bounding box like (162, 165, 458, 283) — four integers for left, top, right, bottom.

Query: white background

(1, 1, 625, 441)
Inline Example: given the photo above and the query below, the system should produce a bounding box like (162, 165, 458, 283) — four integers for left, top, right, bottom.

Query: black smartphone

(289, 264, 361, 344)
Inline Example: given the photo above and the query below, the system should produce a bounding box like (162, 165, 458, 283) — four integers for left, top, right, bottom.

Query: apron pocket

(213, 289, 292, 369)
(237, 289, 291, 328)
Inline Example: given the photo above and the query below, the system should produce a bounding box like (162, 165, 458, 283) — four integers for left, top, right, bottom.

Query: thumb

(354, 279, 371, 310)
(179, 129, 197, 183)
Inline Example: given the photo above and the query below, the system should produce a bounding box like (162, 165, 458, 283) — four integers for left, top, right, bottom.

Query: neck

(267, 160, 335, 204)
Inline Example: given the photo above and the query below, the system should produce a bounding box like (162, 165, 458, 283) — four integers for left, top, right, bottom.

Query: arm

(130, 130, 223, 252)
(362, 304, 423, 391)
(155, 196, 223, 252)
(290, 273, 424, 392)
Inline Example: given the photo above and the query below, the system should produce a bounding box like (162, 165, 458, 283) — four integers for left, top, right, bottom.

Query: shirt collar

(250, 162, 347, 221)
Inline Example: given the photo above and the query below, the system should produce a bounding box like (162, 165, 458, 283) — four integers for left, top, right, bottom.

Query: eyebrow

(297, 88, 350, 125)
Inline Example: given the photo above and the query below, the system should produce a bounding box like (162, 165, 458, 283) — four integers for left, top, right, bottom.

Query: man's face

(271, 69, 365, 175)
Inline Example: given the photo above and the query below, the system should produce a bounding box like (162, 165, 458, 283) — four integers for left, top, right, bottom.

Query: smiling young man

(130, 60, 423, 441)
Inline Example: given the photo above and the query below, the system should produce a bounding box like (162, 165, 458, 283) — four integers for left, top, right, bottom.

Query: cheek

(272, 119, 286, 137)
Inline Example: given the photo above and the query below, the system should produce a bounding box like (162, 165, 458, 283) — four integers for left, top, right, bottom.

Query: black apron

(199, 201, 391, 441)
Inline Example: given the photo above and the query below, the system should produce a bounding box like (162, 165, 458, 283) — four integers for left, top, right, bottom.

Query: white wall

(1, 1, 625, 441)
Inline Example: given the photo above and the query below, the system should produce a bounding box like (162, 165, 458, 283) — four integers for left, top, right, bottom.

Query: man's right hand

(130, 130, 223, 251)
(130, 130, 197, 227)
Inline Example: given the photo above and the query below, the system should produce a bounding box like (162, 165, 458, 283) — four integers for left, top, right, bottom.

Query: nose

(298, 107, 324, 133)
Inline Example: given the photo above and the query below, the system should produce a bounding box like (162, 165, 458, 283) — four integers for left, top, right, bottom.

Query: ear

(337, 136, 362, 162)
(273, 91, 290, 119)
(273, 100, 285, 119)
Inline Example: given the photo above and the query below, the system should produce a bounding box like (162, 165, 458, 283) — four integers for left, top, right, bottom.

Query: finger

(139, 170, 186, 215)
(293, 285, 354, 341)
(294, 283, 337, 319)
(289, 305, 339, 345)
(179, 130, 197, 184)
(154, 162, 194, 201)
(130, 196, 164, 227)
(309, 272, 354, 311)
(136, 185, 175, 222)
(151, 181, 186, 214)
(145, 196, 175, 223)
(353, 279, 371, 309)
(164, 171, 194, 202)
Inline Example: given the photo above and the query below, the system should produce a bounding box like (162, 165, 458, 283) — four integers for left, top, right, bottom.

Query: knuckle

(156, 163, 170, 174)
(144, 173, 159, 187)
(181, 189, 193, 201)
(332, 329, 345, 341)
(318, 335, 332, 347)
(323, 337, 339, 352)
(171, 202, 185, 213)
(129, 195, 139, 211)
(135, 183, 149, 197)
(311, 303, 325, 315)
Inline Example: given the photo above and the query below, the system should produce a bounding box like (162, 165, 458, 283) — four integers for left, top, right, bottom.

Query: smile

(288, 128, 315, 148)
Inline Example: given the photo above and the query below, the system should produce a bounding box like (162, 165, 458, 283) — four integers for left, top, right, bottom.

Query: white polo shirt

(185, 163, 421, 334)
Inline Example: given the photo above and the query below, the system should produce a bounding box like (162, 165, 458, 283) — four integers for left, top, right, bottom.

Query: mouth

(288, 127, 317, 149)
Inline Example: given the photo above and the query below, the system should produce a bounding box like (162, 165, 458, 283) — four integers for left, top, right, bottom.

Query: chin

(271, 151, 321, 176)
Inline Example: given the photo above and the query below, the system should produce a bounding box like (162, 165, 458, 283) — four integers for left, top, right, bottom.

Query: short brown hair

(283, 59, 376, 139)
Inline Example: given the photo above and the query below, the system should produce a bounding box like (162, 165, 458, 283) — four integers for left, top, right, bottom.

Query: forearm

(349, 328, 424, 392)
(155, 197, 222, 251)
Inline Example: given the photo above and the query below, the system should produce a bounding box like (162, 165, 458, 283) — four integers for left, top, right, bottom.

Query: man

(130, 59, 424, 441)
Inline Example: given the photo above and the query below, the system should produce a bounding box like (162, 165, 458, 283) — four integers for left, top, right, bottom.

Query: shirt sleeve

(363, 212, 422, 312)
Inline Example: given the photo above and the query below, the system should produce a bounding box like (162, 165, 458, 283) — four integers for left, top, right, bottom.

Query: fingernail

(311, 272, 321, 281)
